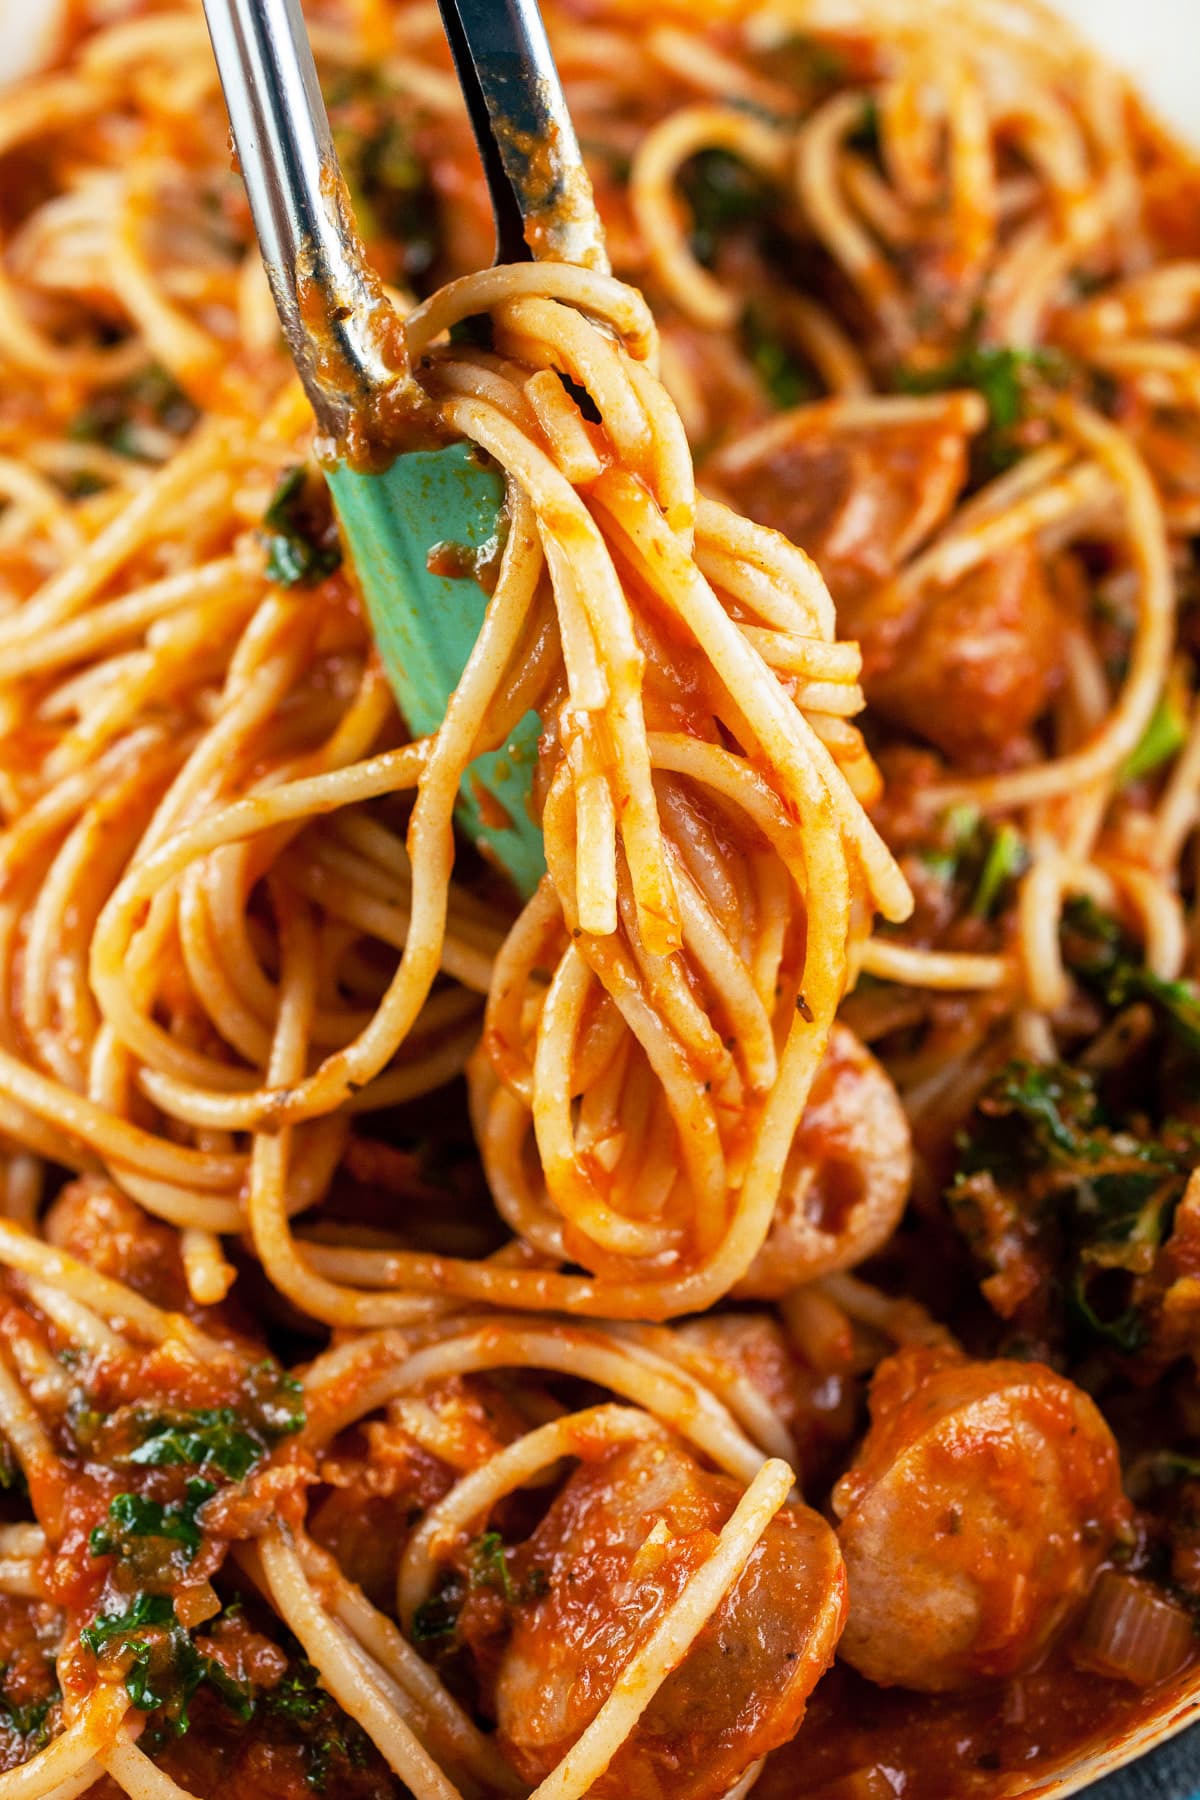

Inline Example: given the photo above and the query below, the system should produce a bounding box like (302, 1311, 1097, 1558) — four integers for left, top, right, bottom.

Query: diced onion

(1073, 1569, 1195, 1687)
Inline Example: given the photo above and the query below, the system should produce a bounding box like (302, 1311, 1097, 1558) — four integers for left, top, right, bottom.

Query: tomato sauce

(758, 1652, 1200, 1799)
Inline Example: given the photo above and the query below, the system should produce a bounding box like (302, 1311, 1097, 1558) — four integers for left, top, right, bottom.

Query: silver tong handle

(202, 0, 399, 439)
(436, 0, 608, 273)
(202, 0, 609, 437)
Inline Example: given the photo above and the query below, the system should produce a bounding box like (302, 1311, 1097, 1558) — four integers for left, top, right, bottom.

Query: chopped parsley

(469, 1529, 515, 1602)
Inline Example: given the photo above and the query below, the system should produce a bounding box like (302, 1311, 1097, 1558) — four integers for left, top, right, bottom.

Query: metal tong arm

(202, 0, 399, 439)
(436, 0, 609, 272)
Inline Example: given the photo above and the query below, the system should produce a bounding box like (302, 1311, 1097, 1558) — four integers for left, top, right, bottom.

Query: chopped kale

(129, 1411, 264, 1480)
(262, 466, 343, 589)
(970, 821, 1027, 919)
(127, 1371, 302, 1482)
(0, 1690, 58, 1748)
(326, 73, 439, 285)
(680, 150, 777, 267)
(524, 1565, 552, 1601)
(68, 364, 197, 462)
(0, 1436, 26, 1495)
(741, 306, 813, 410)
(899, 344, 1068, 476)
(265, 1659, 372, 1792)
(1124, 690, 1188, 782)
(250, 1362, 307, 1439)
(772, 32, 848, 92)
(916, 805, 1027, 918)
(81, 1593, 204, 1731)
(848, 97, 880, 156)
(267, 1663, 329, 1725)
(410, 1589, 461, 1644)
(81, 1595, 255, 1735)
(916, 802, 982, 885)
(948, 1053, 1192, 1358)
(448, 312, 495, 351)
(1139, 1452, 1200, 1489)
(1068, 1268, 1149, 1354)
(89, 1478, 214, 1560)
(1063, 897, 1200, 1062)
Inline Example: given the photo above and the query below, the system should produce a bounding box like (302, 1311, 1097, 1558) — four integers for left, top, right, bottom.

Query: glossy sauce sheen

(758, 1657, 1200, 1798)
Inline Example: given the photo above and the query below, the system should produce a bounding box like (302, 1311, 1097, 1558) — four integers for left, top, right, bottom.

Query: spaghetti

(0, 0, 1195, 1797)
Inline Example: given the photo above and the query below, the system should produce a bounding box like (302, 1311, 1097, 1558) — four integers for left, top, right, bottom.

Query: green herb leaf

(899, 344, 1067, 475)
(68, 363, 197, 462)
(89, 1478, 214, 1560)
(1141, 1452, 1200, 1488)
(469, 1530, 515, 1602)
(741, 307, 813, 411)
(129, 1410, 265, 1480)
(948, 1044, 1192, 1359)
(849, 97, 880, 155)
(1069, 1268, 1148, 1354)
(773, 32, 847, 91)
(268, 1664, 329, 1725)
(329, 81, 439, 284)
(0, 1690, 58, 1748)
(410, 1590, 460, 1643)
(265, 1658, 373, 1792)
(1124, 691, 1188, 783)
(680, 150, 776, 267)
(915, 807, 1025, 916)
(448, 313, 494, 351)
(916, 803, 982, 885)
(988, 1062, 1105, 1161)
(263, 466, 342, 589)
(1063, 896, 1200, 1059)
(80, 1594, 252, 1736)
(970, 822, 1027, 918)
(80, 1591, 176, 1655)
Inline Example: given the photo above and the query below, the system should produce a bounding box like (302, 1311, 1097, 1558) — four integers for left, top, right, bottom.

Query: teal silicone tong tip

(203, 0, 606, 901)
(327, 447, 545, 895)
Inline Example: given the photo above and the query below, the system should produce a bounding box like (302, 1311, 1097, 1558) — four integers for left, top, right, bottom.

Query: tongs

(201, 0, 608, 896)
